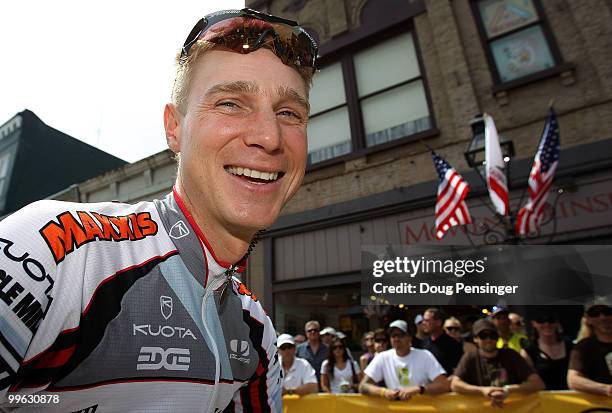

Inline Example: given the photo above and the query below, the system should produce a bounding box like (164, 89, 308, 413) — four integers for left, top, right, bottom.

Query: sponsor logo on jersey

(0, 238, 53, 334)
(160, 295, 172, 320)
(133, 324, 197, 340)
(39, 211, 158, 264)
(236, 282, 258, 302)
(137, 347, 190, 371)
(169, 221, 190, 239)
(229, 339, 251, 364)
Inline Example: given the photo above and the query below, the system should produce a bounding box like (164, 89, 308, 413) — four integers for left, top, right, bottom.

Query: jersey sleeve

(0, 202, 58, 400)
(232, 308, 282, 413)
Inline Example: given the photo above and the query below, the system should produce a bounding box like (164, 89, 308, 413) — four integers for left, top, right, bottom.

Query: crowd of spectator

(276, 300, 612, 404)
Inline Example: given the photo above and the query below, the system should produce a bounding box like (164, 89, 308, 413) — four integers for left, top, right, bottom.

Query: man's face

(474, 329, 499, 353)
(492, 312, 510, 333)
(278, 344, 296, 363)
(389, 328, 411, 353)
(321, 333, 333, 346)
(587, 305, 612, 336)
(422, 311, 441, 334)
(165, 48, 308, 237)
(305, 324, 320, 343)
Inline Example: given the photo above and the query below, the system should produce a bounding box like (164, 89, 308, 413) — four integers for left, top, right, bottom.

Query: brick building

(47, 0, 612, 341)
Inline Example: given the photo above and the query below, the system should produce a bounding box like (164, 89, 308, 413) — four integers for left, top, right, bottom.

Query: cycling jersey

(0, 189, 281, 412)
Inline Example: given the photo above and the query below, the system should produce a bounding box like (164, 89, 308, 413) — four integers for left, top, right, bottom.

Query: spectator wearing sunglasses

(567, 299, 612, 396)
(491, 307, 529, 352)
(520, 313, 573, 390)
(277, 334, 318, 396)
(444, 317, 477, 354)
(321, 338, 362, 393)
(451, 319, 545, 408)
(420, 308, 464, 375)
(509, 312, 527, 336)
(297, 320, 329, 387)
(360, 320, 449, 401)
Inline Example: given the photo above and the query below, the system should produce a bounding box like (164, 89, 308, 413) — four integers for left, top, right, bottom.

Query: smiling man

(0, 8, 316, 413)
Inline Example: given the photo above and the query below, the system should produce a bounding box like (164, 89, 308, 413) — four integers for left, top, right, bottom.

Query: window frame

(306, 23, 438, 172)
(470, 0, 569, 91)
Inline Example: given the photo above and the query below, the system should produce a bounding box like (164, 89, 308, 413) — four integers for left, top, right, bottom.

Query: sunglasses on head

(180, 8, 318, 76)
(477, 331, 499, 340)
(586, 306, 612, 318)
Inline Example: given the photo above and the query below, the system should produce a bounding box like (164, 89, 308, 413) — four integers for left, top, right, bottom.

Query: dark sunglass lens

(307, 329, 318, 333)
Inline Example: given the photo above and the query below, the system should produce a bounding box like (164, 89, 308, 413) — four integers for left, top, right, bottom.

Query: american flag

(515, 108, 560, 235)
(431, 151, 472, 240)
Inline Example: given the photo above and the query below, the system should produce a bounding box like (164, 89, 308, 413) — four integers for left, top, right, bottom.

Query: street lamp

(464, 114, 515, 184)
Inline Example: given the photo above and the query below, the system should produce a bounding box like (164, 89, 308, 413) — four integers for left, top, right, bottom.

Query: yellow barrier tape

(283, 392, 612, 412)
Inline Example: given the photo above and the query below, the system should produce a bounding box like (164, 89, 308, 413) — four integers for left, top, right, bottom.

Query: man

(509, 312, 526, 335)
(451, 319, 545, 408)
(420, 308, 464, 375)
(412, 314, 429, 348)
(0, 8, 317, 412)
(320, 326, 337, 346)
(277, 334, 318, 395)
(360, 320, 449, 401)
(294, 334, 306, 345)
(491, 307, 528, 352)
(567, 300, 612, 396)
(297, 320, 329, 386)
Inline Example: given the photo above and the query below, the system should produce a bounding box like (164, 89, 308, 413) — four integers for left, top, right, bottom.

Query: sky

(0, 0, 244, 163)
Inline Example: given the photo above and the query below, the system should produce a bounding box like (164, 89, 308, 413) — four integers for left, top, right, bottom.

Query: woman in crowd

(359, 331, 376, 371)
(321, 337, 362, 393)
(520, 313, 573, 390)
(372, 328, 389, 354)
(444, 316, 477, 354)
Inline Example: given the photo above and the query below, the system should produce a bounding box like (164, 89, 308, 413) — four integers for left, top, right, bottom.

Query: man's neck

(595, 331, 612, 343)
(175, 182, 252, 264)
(430, 329, 443, 340)
(479, 348, 498, 359)
(282, 356, 294, 370)
(395, 347, 410, 357)
(308, 340, 320, 350)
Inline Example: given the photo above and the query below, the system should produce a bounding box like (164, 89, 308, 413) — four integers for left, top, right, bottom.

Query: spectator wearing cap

(491, 307, 529, 352)
(451, 319, 544, 408)
(412, 314, 429, 348)
(320, 327, 336, 346)
(420, 308, 464, 375)
(277, 334, 318, 395)
(520, 313, 573, 390)
(296, 320, 329, 387)
(359, 320, 449, 401)
(567, 299, 612, 396)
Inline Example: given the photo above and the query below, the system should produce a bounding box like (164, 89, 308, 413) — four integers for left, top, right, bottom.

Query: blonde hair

(576, 316, 593, 342)
(171, 40, 314, 114)
(444, 316, 461, 328)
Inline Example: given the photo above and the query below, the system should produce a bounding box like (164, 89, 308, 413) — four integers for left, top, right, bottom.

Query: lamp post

(463, 114, 518, 244)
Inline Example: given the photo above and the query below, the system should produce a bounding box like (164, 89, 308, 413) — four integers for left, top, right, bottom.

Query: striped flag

(431, 151, 472, 240)
(484, 113, 509, 216)
(515, 108, 560, 235)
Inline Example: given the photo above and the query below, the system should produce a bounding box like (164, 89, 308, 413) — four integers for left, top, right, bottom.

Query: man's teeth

(226, 166, 279, 181)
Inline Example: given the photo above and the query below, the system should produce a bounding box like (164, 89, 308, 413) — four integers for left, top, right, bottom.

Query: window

(0, 152, 11, 196)
(473, 0, 562, 84)
(307, 31, 433, 166)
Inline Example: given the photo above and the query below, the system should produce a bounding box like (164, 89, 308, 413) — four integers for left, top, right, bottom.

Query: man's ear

(164, 103, 182, 153)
